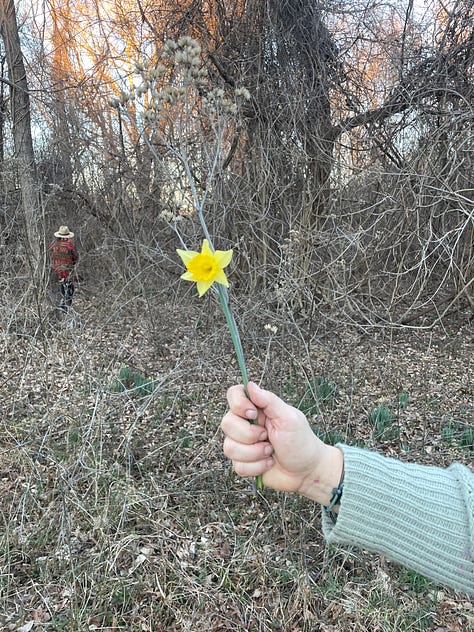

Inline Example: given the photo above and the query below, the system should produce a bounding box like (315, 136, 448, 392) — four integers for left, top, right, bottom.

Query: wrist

(298, 443, 344, 508)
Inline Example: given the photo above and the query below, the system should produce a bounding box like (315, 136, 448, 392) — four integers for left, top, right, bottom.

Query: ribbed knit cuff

(321, 445, 474, 594)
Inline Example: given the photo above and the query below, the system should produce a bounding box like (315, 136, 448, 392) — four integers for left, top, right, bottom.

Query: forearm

(321, 445, 474, 594)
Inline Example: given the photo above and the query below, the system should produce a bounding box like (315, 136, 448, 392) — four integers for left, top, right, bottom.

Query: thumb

(247, 381, 291, 419)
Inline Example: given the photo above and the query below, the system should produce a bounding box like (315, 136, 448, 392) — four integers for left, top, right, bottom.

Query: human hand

(221, 382, 344, 505)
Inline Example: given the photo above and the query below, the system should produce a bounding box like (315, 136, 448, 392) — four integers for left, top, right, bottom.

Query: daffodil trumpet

(177, 239, 263, 492)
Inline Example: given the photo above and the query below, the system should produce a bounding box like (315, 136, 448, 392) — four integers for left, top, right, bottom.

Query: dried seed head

(235, 87, 251, 101)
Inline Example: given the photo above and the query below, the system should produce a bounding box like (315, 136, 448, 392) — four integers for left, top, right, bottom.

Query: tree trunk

(0, 0, 40, 270)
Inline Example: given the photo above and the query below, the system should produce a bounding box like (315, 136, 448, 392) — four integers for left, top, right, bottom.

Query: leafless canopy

(0, 0, 472, 330)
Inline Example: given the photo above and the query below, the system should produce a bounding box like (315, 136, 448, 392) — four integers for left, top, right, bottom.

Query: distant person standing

(50, 225, 78, 312)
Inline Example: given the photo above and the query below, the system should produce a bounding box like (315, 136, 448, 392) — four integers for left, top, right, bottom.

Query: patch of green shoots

(368, 404, 395, 439)
(109, 365, 154, 397)
(298, 376, 336, 415)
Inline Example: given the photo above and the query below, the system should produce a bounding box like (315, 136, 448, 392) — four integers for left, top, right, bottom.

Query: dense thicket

(0, 0, 473, 330)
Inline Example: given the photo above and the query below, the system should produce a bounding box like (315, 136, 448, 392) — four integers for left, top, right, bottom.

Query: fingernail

(246, 409, 257, 420)
(259, 431, 267, 441)
(264, 445, 273, 456)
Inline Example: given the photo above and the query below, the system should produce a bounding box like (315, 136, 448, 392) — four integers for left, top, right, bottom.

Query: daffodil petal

(214, 270, 229, 286)
(201, 240, 213, 256)
(177, 248, 198, 265)
(214, 249, 233, 268)
(196, 279, 213, 296)
(181, 271, 195, 281)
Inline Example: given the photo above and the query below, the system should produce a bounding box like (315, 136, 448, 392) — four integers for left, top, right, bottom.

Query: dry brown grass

(0, 284, 472, 631)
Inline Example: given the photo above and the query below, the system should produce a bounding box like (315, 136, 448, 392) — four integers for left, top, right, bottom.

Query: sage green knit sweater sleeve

(321, 445, 474, 594)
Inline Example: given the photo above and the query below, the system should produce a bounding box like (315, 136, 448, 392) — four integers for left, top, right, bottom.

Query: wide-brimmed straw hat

(54, 225, 74, 239)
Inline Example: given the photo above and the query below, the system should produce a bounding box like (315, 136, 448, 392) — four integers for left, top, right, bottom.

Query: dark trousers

(60, 281, 75, 312)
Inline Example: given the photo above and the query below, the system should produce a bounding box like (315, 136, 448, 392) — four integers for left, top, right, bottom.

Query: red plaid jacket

(50, 238, 78, 281)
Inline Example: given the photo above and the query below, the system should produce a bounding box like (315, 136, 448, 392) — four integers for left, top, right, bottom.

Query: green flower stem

(216, 283, 263, 492)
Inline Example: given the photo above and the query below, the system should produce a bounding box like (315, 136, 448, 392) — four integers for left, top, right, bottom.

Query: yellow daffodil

(177, 239, 233, 296)
(176, 236, 262, 491)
